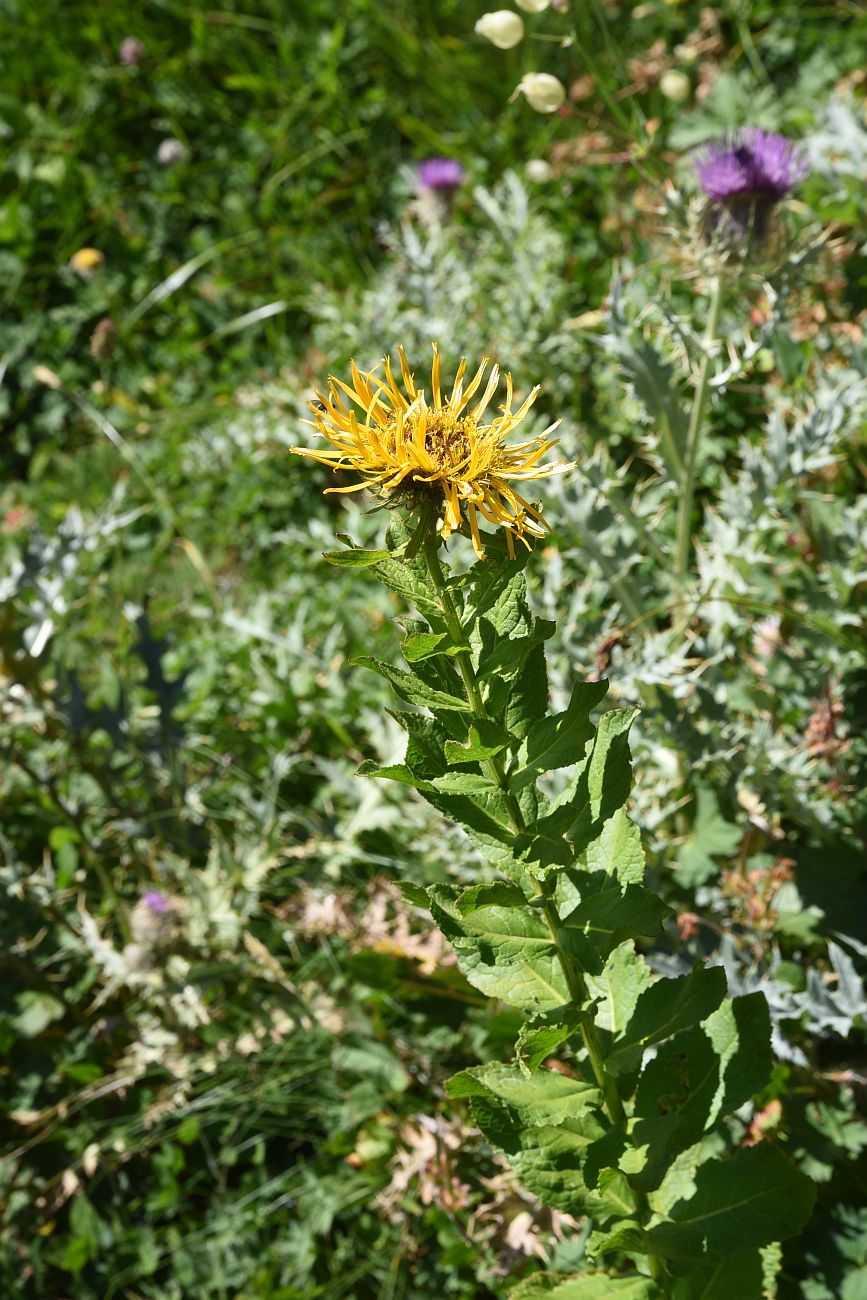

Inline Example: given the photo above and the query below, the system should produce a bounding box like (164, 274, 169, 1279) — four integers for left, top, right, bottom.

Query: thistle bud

(474, 10, 525, 49)
(516, 72, 566, 113)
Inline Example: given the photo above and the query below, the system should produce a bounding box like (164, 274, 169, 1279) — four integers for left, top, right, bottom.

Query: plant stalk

(420, 531, 668, 1287)
(420, 534, 624, 1125)
(674, 273, 724, 628)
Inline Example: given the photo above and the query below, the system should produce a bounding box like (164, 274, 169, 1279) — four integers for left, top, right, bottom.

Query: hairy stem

(674, 273, 725, 627)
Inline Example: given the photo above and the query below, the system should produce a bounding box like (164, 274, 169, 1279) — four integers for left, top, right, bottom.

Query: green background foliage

(1, 0, 866, 1296)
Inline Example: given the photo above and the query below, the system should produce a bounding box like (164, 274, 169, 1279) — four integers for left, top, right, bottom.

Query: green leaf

(559, 885, 670, 975)
(577, 808, 646, 886)
(505, 642, 550, 740)
(516, 1010, 584, 1075)
(426, 883, 568, 1010)
(352, 656, 471, 713)
(424, 784, 517, 849)
(509, 681, 608, 790)
(526, 708, 637, 865)
(396, 711, 450, 782)
(630, 994, 772, 1191)
(401, 631, 460, 662)
(512, 1117, 618, 1218)
(12, 991, 65, 1037)
(671, 1252, 764, 1299)
(431, 772, 498, 795)
(355, 760, 421, 786)
(589, 942, 654, 1035)
(444, 719, 511, 765)
(369, 552, 444, 624)
(675, 787, 741, 886)
(606, 965, 727, 1076)
(510, 1271, 659, 1299)
(447, 1062, 601, 1127)
(647, 1144, 816, 1261)
(702, 992, 773, 1115)
(323, 546, 390, 567)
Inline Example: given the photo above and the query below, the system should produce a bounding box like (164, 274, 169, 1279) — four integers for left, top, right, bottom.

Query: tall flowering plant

(294, 346, 815, 1297)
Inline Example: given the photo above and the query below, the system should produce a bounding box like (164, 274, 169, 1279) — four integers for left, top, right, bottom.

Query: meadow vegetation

(2, 2, 866, 1296)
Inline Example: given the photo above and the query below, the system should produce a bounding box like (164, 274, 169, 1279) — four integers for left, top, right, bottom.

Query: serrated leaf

(630, 993, 773, 1192)
(647, 1144, 816, 1261)
(512, 1117, 618, 1218)
(431, 772, 498, 795)
(323, 546, 390, 567)
(606, 965, 727, 1076)
(447, 1062, 601, 1127)
(401, 631, 461, 662)
(444, 719, 511, 765)
(516, 1010, 584, 1075)
(396, 711, 450, 782)
(504, 642, 551, 740)
(355, 760, 421, 786)
(559, 885, 670, 975)
(369, 552, 444, 623)
(577, 808, 646, 886)
(424, 784, 517, 848)
(352, 656, 471, 713)
(509, 681, 608, 791)
(589, 943, 654, 1035)
(426, 883, 568, 1010)
(527, 708, 637, 856)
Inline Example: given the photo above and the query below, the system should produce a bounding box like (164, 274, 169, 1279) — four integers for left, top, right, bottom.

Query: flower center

(422, 412, 476, 471)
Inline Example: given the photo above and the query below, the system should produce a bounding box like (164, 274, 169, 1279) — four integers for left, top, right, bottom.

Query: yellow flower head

(69, 247, 105, 276)
(292, 344, 571, 558)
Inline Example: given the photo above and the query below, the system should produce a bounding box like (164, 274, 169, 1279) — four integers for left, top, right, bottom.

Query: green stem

(420, 533, 670, 1284)
(674, 273, 725, 627)
(420, 534, 625, 1128)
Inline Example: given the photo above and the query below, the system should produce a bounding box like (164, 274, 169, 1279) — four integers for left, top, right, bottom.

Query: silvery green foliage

(543, 221, 867, 900)
(330, 517, 816, 1296)
(310, 172, 583, 406)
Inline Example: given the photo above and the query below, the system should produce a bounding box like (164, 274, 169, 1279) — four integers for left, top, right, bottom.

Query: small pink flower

(119, 37, 146, 66)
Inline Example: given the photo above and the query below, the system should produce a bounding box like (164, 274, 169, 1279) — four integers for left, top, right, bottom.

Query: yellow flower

(293, 344, 571, 558)
(69, 247, 104, 276)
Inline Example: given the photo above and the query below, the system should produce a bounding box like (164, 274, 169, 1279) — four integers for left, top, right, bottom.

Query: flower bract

(293, 345, 571, 557)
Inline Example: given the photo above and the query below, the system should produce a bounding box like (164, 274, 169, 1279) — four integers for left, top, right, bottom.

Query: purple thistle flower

(143, 889, 171, 914)
(695, 129, 808, 203)
(417, 158, 466, 193)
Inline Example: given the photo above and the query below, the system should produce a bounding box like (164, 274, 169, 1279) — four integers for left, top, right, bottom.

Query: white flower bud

(474, 10, 525, 49)
(526, 158, 555, 181)
(659, 69, 691, 103)
(515, 0, 550, 10)
(516, 72, 566, 113)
